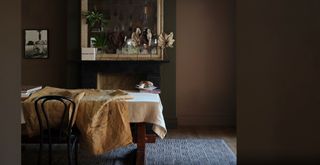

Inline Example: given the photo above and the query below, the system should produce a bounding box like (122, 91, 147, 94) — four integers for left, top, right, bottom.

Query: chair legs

(74, 138, 78, 165)
(36, 140, 78, 165)
(67, 141, 71, 165)
(37, 142, 43, 165)
(69, 137, 79, 165)
(37, 143, 53, 165)
(49, 143, 52, 165)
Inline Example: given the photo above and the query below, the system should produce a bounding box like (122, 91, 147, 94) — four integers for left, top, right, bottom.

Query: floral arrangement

(100, 27, 175, 55)
(130, 29, 175, 50)
(158, 32, 175, 49)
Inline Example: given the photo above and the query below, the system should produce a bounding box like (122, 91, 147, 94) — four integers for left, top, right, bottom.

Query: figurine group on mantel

(81, 0, 174, 60)
(83, 10, 174, 55)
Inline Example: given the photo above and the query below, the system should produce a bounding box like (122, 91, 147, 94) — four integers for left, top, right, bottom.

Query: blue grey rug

(22, 139, 236, 165)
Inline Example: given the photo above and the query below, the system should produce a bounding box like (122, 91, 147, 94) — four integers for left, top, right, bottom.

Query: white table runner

(127, 92, 167, 139)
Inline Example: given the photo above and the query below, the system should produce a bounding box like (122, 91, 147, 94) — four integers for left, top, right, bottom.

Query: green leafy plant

(92, 34, 107, 49)
(83, 9, 107, 28)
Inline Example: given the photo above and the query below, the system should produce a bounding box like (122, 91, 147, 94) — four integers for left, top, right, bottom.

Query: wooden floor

(164, 126, 237, 155)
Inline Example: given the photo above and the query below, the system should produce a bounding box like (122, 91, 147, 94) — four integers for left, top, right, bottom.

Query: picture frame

(81, 0, 164, 61)
(24, 29, 48, 59)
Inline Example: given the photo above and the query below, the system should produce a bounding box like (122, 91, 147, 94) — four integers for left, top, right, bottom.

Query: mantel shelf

(80, 60, 170, 63)
(67, 59, 169, 64)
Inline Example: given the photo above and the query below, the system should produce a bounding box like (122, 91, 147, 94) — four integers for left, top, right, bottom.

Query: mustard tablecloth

(22, 86, 133, 155)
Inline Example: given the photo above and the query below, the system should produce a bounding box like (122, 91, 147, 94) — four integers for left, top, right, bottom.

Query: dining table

(21, 91, 167, 165)
(126, 91, 167, 165)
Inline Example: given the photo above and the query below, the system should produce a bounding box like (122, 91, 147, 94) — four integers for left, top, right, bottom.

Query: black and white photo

(24, 29, 48, 59)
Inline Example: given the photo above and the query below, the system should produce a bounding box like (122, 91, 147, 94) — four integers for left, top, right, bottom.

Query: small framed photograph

(24, 29, 48, 59)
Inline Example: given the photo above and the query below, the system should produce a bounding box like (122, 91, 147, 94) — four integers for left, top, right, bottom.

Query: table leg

(136, 123, 146, 165)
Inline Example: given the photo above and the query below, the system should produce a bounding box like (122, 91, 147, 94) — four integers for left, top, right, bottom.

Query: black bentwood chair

(34, 95, 78, 165)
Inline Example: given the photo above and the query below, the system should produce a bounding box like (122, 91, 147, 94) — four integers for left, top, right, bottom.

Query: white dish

(136, 85, 157, 91)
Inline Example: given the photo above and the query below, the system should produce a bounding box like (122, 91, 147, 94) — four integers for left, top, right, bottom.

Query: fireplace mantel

(80, 60, 169, 64)
(80, 60, 169, 89)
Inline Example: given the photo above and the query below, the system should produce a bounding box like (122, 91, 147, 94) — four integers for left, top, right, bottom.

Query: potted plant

(92, 34, 107, 53)
(83, 9, 107, 31)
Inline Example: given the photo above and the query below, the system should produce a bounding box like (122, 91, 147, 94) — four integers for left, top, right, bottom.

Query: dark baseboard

(177, 115, 236, 127)
(165, 117, 178, 129)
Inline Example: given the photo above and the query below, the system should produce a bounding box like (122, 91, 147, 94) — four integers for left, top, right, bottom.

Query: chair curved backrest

(34, 95, 78, 165)
(34, 95, 76, 141)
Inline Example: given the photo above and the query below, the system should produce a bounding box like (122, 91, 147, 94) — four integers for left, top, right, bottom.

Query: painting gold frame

(81, 0, 164, 61)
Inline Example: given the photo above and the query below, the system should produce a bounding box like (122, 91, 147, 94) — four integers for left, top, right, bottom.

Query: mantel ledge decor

(81, 0, 174, 61)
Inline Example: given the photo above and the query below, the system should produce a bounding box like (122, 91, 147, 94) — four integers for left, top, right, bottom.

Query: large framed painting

(24, 29, 48, 59)
(81, 0, 164, 60)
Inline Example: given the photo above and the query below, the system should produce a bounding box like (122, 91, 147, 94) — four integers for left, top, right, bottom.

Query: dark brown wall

(176, 0, 235, 126)
(237, 0, 320, 164)
(3, 0, 320, 164)
(160, 0, 177, 127)
(0, 0, 21, 164)
(21, 0, 67, 87)
(21, 0, 178, 127)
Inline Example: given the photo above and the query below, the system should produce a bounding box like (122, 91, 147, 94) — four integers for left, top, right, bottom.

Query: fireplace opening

(81, 61, 162, 89)
(97, 72, 145, 90)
